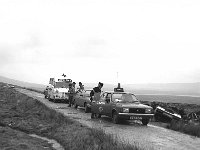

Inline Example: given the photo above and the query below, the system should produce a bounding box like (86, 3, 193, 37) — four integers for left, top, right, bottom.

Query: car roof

(103, 91, 135, 95)
(85, 89, 92, 91)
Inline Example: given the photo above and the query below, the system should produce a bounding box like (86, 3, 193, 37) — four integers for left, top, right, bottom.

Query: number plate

(130, 116, 142, 120)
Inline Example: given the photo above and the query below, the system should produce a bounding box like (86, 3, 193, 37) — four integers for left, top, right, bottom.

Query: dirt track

(17, 88, 200, 150)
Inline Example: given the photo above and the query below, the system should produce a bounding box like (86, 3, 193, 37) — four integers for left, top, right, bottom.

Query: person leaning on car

(68, 83, 75, 107)
(90, 82, 103, 102)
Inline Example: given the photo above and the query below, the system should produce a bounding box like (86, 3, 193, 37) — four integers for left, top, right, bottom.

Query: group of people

(68, 82, 84, 107)
(68, 81, 104, 107)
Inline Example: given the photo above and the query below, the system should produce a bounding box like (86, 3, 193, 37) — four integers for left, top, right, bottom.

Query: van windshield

(55, 82, 69, 88)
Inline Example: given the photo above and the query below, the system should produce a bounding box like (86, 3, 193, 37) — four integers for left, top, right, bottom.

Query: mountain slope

(0, 75, 199, 96)
(0, 75, 46, 90)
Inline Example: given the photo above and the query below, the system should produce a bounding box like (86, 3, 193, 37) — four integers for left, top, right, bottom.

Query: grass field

(136, 94, 200, 105)
(0, 82, 143, 150)
(168, 120, 200, 137)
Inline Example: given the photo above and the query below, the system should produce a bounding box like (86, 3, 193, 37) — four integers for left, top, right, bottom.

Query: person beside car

(68, 83, 75, 107)
(77, 82, 85, 93)
(90, 82, 103, 102)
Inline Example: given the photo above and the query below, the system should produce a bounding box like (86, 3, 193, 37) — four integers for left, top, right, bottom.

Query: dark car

(154, 106, 182, 122)
(74, 89, 92, 113)
(90, 91, 154, 125)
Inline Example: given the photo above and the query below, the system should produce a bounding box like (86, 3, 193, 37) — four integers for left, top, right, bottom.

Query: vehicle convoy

(44, 76, 72, 103)
(154, 106, 182, 122)
(74, 89, 92, 113)
(90, 86, 154, 125)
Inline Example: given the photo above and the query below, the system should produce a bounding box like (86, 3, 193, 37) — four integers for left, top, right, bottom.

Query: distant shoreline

(135, 93, 200, 98)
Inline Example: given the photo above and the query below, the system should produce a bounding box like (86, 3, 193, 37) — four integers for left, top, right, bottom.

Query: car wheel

(91, 113, 95, 119)
(84, 103, 89, 113)
(53, 97, 57, 103)
(142, 119, 149, 125)
(97, 114, 101, 118)
(112, 112, 120, 124)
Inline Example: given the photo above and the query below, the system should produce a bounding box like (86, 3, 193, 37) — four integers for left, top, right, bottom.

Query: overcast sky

(0, 0, 200, 85)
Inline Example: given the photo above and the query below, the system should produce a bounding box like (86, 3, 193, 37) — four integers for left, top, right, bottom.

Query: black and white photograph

(0, 0, 200, 149)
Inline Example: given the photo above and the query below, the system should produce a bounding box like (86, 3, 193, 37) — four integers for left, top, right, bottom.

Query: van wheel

(142, 119, 149, 125)
(48, 96, 51, 101)
(53, 97, 57, 103)
(84, 103, 89, 113)
(112, 112, 120, 124)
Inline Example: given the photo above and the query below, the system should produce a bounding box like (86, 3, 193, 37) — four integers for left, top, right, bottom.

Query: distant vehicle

(74, 89, 92, 113)
(154, 106, 182, 122)
(44, 76, 72, 103)
(8, 84, 15, 88)
(90, 89, 154, 125)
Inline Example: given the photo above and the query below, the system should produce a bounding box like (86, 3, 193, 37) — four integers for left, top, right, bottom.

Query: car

(154, 106, 182, 123)
(90, 91, 154, 125)
(73, 89, 92, 113)
(45, 77, 72, 103)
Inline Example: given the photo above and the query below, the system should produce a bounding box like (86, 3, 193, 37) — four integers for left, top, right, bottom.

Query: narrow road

(17, 88, 200, 150)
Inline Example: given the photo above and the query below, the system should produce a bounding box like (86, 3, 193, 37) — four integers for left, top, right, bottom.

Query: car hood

(54, 88, 69, 92)
(117, 103, 153, 109)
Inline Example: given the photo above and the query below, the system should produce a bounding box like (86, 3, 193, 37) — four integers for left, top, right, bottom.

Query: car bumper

(118, 113, 154, 120)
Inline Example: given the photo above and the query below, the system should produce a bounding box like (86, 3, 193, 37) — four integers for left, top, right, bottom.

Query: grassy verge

(22, 86, 44, 94)
(19, 86, 200, 139)
(167, 120, 200, 137)
(17, 85, 200, 139)
(0, 82, 143, 150)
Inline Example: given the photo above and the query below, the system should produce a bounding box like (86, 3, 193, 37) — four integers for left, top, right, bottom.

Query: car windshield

(112, 93, 139, 103)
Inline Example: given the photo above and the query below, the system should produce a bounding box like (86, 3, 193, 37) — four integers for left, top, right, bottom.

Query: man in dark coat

(90, 82, 103, 102)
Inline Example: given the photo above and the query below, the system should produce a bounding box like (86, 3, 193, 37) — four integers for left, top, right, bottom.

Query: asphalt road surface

(17, 88, 200, 150)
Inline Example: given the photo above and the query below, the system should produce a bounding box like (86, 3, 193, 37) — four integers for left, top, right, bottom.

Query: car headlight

(145, 108, 152, 113)
(122, 108, 129, 113)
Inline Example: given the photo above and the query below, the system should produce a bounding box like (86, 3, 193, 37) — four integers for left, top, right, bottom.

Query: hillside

(0, 75, 46, 91)
(0, 75, 199, 96)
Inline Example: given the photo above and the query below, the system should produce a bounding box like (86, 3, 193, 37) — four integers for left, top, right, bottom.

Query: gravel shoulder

(17, 88, 200, 150)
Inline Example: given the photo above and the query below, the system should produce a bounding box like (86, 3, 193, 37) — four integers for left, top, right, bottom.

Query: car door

(84, 90, 92, 104)
(94, 92, 106, 115)
(78, 91, 85, 107)
(75, 91, 82, 106)
(102, 93, 112, 116)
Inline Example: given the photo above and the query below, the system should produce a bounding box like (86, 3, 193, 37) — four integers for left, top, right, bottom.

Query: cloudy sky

(0, 0, 200, 85)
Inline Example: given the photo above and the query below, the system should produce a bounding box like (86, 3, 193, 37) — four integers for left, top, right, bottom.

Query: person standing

(72, 82, 76, 88)
(77, 82, 85, 92)
(90, 82, 103, 118)
(68, 83, 75, 107)
(90, 82, 103, 102)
